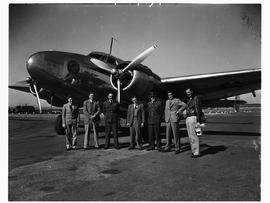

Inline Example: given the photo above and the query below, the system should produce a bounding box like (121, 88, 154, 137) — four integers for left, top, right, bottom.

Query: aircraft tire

(54, 114, 65, 135)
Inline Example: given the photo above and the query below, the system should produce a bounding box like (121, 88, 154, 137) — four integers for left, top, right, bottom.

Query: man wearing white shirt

(127, 96, 145, 150)
(83, 93, 101, 149)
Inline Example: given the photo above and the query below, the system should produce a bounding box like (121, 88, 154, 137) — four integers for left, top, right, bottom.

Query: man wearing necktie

(83, 93, 101, 150)
(127, 96, 145, 150)
(146, 92, 164, 151)
(163, 90, 186, 154)
(103, 93, 120, 149)
(62, 96, 80, 150)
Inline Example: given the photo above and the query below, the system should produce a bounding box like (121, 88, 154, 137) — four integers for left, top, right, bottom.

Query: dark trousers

(148, 123, 161, 148)
(105, 122, 119, 148)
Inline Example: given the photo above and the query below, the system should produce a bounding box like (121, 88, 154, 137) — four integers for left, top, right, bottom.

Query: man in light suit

(83, 92, 101, 150)
(163, 90, 186, 154)
(62, 96, 80, 150)
(127, 96, 145, 150)
(103, 93, 120, 149)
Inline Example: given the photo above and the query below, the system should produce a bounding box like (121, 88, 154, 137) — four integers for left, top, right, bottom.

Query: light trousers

(84, 121, 99, 148)
(186, 116, 200, 155)
(165, 122, 180, 150)
(65, 124, 77, 149)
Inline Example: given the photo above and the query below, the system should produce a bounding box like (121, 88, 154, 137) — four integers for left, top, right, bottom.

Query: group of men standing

(62, 88, 203, 158)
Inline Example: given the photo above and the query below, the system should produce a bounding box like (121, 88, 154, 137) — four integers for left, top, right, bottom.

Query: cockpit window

(107, 56, 118, 66)
(88, 52, 103, 59)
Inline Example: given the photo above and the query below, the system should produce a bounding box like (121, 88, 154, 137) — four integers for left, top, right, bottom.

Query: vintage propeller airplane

(9, 40, 261, 134)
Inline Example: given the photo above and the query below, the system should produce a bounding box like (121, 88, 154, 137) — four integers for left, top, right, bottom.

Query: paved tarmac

(8, 108, 261, 200)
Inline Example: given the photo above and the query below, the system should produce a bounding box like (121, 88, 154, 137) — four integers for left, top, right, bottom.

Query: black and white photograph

(7, 3, 261, 201)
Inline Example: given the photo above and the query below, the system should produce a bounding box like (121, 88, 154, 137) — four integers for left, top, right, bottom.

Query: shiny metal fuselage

(26, 51, 162, 111)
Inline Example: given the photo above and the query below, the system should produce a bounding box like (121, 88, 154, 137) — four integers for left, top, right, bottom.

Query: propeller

(115, 44, 157, 103)
(14, 80, 29, 86)
(26, 77, 42, 113)
(90, 58, 114, 73)
(90, 44, 157, 103)
(33, 84, 42, 114)
(117, 79, 121, 103)
(121, 45, 157, 73)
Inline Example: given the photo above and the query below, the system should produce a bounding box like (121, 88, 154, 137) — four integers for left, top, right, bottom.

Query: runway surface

(8, 107, 261, 200)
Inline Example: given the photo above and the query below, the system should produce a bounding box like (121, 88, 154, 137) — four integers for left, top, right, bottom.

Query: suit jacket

(164, 98, 186, 123)
(147, 101, 163, 124)
(103, 100, 120, 124)
(62, 103, 79, 125)
(127, 103, 145, 125)
(83, 100, 101, 124)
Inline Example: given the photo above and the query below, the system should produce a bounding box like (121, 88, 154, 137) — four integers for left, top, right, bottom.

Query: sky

(8, 4, 261, 107)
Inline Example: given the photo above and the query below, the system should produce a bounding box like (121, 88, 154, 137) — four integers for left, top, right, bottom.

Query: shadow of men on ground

(200, 144, 227, 156)
(179, 144, 227, 157)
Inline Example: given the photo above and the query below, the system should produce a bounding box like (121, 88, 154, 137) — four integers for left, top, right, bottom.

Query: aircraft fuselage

(26, 51, 164, 110)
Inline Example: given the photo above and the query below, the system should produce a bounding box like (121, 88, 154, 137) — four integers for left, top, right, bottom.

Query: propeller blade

(33, 84, 42, 113)
(14, 80, 29, 86)
(122, 44, 157, 73)
(90, 58, 114, 73)
(117, 79, 121, 103)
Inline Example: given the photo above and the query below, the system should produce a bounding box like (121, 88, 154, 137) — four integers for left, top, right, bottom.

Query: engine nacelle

(110, 69, 161, 98)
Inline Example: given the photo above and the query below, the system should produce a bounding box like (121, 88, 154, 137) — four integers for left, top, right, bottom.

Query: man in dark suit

(103, 93, 120, 149)
(127, 96, 145, 150)
(163, 90, 186, 154)
(62, 96, 80, 150)
(146, 92, 163, 151)
(83, 92, 101, 150)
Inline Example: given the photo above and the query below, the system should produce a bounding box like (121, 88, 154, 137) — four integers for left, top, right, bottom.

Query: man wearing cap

(163, 90, 186, 154)
(83, 92, 101, 150)
(146, 92, 164, 151)
(127, 96, 145, 150)
(62, 96, 80, 150)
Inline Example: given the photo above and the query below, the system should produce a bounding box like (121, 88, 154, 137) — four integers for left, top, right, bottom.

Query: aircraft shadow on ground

(73, 127, 230, 155)
(77, 125, 260, 139)
(206, 121, 254, 125)
(202, 130, 260, 137)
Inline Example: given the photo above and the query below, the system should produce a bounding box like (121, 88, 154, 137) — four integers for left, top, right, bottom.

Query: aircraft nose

(26, 52, 44, 76)
(26, 52, 56, 87)
(26, 51, 67, 89)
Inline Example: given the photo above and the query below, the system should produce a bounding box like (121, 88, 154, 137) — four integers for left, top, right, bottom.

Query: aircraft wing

(9, 81, 31, 93)
(161, 68, 261, 101)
